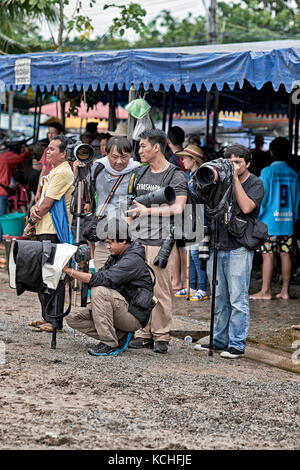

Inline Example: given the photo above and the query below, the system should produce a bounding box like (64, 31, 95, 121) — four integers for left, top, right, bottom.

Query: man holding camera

(126, 129, 188, 354)
(23, 135, 74, 332)
(195, 144, 264, 359)
(63, 218, 155, 356)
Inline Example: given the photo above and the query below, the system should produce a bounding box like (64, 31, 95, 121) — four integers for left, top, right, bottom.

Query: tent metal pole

(168, 90, 174, 131)
(211, 90, 219, 151)
(127, 85, 136, 142)
(108, 89, 117, 132)
(205, 92, 211, 148)
(8, 89, 14, 140)
(288, 92, 294, 157)
(33, 89, 38, 143)
(162, 90, 168, 131)
(36, 88, 42, 141)
(294, 103, 299, 157)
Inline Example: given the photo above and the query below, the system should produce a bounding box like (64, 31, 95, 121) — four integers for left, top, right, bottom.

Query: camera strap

(145, 262, 156, 287)
(97, 174, 125, 218)
(0, 183, 15, 196)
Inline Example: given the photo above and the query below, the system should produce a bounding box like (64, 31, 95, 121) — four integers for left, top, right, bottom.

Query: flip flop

(33, 323, 63, 333)
(29, 320, 47, 327)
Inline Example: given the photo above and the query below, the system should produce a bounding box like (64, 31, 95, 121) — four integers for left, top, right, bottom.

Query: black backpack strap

(160, 165, 182, 187)
(90, 162, 104, 212)
(128, 164, 150, 197)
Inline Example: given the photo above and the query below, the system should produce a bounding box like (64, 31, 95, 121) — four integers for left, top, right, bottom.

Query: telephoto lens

(153, 226, 175, 268)
(195, 164, 219, 186)
(127, 186, 176, 209)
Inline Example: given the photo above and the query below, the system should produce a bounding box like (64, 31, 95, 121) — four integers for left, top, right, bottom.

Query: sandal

(174, 288, 197, 298)
(33, 323, 63, 333)
(29, 320, 47, 327)
(190, 290, 209, 302)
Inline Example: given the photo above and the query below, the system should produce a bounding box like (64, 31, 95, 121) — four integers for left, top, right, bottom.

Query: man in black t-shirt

(195, 144, 264, 359)
(126, 129, 188, 354)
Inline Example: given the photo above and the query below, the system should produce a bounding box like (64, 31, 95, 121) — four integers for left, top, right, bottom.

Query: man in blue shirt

(250, 137, 300, 300)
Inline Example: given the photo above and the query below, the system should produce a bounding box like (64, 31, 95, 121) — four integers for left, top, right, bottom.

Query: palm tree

(0, 0, 57, 53)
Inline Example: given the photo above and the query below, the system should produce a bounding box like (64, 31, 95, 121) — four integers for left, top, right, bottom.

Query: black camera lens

(195, 165, 219, 186)
(153, 227, 175, 269)
(135, 186, 176, 207)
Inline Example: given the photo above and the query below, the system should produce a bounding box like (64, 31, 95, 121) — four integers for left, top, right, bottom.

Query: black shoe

(129, 337, 154, 349)
(153, 341, 168, 354)
(220, 347, 244, 359)
(194, 343, 226, 352)
(117, 332, 133, 352)
(88, 342, 119, 356)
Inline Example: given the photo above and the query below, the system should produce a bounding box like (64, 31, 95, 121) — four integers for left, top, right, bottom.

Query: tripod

(73, 164, 87, 307)
(45, 280, 72, 349)
(208, 217, 220, 357)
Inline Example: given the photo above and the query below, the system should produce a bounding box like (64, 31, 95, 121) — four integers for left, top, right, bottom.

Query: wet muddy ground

(0, 256, 299, 450)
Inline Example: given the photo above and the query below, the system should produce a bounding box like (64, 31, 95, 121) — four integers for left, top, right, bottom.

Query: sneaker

(174, 288, 197, 298)
(194, 343, 226, 352)
(153, 341, 168, 354)
(117, 332, 133, 353)
(129, 337, 154, 349)
(88, 342, 119, 356)
(190, 290, 209, 302)
(220, 347, 244, 359)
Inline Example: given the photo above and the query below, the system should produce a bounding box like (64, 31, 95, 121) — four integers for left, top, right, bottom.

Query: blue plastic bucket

(0, 212, 26, 236)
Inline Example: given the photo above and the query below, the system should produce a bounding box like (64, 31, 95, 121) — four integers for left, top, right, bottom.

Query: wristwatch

(28, 218, 36, 226)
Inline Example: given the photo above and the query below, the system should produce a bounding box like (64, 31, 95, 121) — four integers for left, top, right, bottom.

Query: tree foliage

(0, 0, 57, 53)
(1, 0, 299, 55)
(218, 0, 300, 43)
(0, 0, 97, 53)
(104, 2, 148, 37)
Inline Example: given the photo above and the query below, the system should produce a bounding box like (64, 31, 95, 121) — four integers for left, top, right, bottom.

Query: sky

(58, 0, 208, 42)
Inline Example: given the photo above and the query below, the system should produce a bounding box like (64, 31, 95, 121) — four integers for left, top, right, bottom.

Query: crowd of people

(0, 120, 299, 357)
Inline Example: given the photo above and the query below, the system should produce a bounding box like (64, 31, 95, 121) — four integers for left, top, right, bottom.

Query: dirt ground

(0, 264, 300, 451)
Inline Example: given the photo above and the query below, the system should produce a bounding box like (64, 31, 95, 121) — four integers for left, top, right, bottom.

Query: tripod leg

(209, 219, 219, 357)
(51, 295, 59, 350)
(186, 246, 190, 300)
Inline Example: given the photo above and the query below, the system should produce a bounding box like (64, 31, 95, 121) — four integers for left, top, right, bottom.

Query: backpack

(128, 164, 203, 244)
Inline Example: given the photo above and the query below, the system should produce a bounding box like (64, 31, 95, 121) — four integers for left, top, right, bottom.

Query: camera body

(66, 140, 95, 165)
(193, 157, 234, 219)
(74, 244, 90, 264)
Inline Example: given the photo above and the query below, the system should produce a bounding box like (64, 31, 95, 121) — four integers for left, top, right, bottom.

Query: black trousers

(36, 234, 65, 330)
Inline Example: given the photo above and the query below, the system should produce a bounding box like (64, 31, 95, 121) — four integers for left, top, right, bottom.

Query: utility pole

(208, 0, 218, 45)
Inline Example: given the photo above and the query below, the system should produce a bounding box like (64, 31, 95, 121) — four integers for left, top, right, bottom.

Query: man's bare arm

(234, 177, 256, 214)
(126, 195, 187, 218)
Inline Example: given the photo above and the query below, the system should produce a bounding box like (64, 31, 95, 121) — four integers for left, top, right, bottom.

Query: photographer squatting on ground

(63, 218, 156, 357)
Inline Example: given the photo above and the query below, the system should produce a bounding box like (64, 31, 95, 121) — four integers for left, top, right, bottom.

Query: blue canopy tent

(0, 40, 299, 151)
(1, 40, 299, 93)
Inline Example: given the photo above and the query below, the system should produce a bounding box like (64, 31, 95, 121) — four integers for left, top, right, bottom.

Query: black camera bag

(227, 212, 268, 250)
